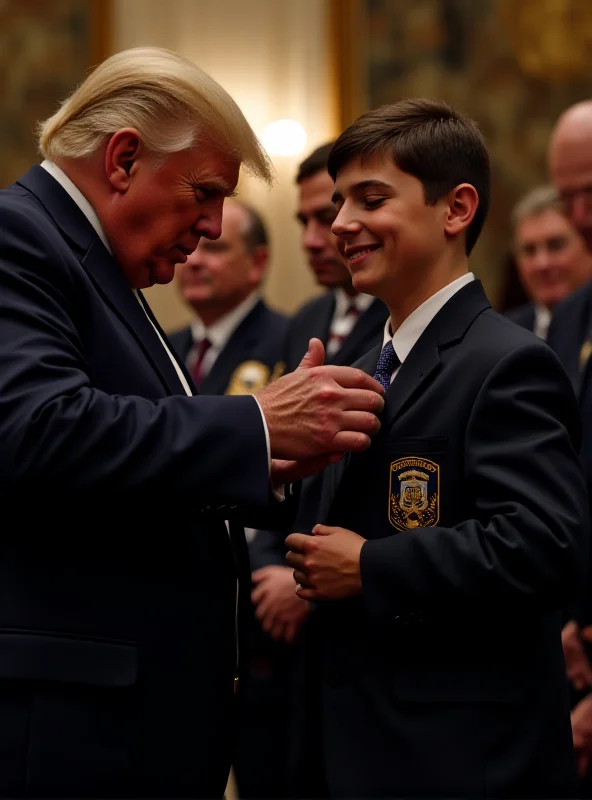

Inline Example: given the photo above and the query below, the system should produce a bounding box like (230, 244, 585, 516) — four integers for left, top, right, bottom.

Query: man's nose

(195, 199, 224, 241)
(303, 220, 325, 251)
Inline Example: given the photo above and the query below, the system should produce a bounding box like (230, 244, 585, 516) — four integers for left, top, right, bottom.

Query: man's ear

(444, 183, 479, 240)
(249, 245, 269, 287)
(104, 129, 145, 193)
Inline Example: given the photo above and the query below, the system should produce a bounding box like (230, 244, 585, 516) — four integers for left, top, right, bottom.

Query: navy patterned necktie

(373, 339, 400, 392)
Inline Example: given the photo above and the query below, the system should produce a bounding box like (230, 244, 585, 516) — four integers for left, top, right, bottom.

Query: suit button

(326, 669, 343, 686)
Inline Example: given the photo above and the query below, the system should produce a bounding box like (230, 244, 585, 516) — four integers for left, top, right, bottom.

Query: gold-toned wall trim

(328, 0, 365, 134)
(91, 0, 113, 64)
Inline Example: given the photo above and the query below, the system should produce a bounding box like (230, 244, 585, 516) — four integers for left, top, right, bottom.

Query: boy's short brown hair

(328, 99, 490, 255)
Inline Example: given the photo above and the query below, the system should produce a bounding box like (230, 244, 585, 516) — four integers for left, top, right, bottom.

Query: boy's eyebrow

(331, 179, 393, 205)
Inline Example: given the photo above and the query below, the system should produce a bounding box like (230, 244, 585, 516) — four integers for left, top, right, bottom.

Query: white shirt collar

(191, 291, 261, 350)
(533, 304, 551, 341)
(383, 272, 475, 362)
(40, 159, 112, 254)
(333, 288, 374, 318)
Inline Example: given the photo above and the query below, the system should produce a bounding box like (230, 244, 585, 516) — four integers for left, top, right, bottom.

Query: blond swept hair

(38, 46, 272, 182)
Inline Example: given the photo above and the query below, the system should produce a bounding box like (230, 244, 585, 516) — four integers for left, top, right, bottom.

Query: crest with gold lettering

(388, 457, 439, 531)
(225, 361, 271, 395)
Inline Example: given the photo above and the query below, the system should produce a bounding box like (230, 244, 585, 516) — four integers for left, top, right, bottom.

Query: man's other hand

(251, 565, 311, 643)
(572, 692, 592, 776)
(562, 621, 592, 692)
(256, 338, 384, 461)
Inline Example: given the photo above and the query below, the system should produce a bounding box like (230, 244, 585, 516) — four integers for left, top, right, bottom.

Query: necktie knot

(373, 340, 399, 391)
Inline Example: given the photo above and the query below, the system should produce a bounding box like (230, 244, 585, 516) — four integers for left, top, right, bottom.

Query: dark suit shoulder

(504, 303, 535, 331)
(289, 292, 333, 325)
(551, 279, 592, 324)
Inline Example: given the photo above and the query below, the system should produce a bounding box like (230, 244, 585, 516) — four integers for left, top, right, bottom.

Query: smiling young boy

(286, 99, 588, 798)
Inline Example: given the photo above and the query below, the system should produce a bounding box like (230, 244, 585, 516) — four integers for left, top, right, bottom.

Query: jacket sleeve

(0, 203, 270, 507)
(361, 342, 589, 625)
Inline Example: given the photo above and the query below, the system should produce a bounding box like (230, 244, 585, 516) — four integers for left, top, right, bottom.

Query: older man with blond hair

(0, 47, 384, 798)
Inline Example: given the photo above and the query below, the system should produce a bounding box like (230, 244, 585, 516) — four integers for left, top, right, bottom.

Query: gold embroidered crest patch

(225, 361, 271, 395)
(388, 457, 440, 531)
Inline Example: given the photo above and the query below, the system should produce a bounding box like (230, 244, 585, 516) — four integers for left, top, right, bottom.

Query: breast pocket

(387, 438, 448, 532)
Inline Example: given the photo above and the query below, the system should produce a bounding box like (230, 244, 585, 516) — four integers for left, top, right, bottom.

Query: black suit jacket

(548, 280, 592, 629)
(505, 301, 535, 332)
(0, 166, 294, 798)
(280, 291, 388, 373)
(169, 300, 289, 396)
(547, 280, 592, 391)
(297, 281, 587, 798)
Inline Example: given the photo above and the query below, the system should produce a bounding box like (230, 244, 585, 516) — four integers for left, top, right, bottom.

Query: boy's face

(331, 154, 450, 302)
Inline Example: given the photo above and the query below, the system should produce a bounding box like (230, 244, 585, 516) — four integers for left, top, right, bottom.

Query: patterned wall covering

(0, 0, 109, 188)
(332, 0, 592, 305)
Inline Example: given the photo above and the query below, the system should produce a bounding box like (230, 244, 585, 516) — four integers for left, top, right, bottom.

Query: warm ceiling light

(262, 119, 308, 157)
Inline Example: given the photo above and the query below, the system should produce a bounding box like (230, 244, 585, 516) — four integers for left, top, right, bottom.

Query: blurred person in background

(277, 142, 388, 375)
(170, 199, 288, 396)
(549, 99, 592, 783)
(506, 185, 592, 339)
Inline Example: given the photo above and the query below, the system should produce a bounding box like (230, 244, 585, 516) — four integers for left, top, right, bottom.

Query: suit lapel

(318, 345, 381, 523)
(384, 280, 490, 427)
(383, 329, 441, 427)
(83, 240, 189, 395)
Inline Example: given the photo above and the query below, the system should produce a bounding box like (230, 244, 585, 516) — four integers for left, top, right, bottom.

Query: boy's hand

(285, 524, 365, 601)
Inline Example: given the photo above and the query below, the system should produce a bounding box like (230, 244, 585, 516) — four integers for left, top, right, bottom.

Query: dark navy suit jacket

(548, 280, 592, 630)
(0, 165, 294, 798)
(169, 300, 288, 396)
(295, 281, 586, 798)
(505, 301, 536, 333)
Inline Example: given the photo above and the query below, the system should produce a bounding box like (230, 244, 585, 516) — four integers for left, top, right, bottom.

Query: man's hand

(285, 524, 365, 601)
(562, 621, 592, 692)
(256, 338, 384, 461)
(251, 565, 312, 643)
(572, 692, 592, 776)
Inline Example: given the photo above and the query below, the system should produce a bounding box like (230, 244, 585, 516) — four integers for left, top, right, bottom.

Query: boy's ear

(443, 183, 479, 240)
(104, 128, 145, 193)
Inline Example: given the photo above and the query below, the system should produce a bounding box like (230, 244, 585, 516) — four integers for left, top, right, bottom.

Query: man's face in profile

(107, 142, 240, 289)
(296, 170, 352, 290)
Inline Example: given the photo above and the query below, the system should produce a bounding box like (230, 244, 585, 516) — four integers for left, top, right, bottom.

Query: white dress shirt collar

(533, 304, 551, 341)
(333, 288, 374, 318)
(40, 160, 112, 254)
(191, 291, 260, 351)
(383, 272, 476, 363)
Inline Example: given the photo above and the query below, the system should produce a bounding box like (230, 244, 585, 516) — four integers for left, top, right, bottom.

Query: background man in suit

(170, 199, 288, 396)
(548, 99, 592, 780)
(286, 99, 587, 798)
(506, 185, 592, 339)
(0, 46, 385, 798)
